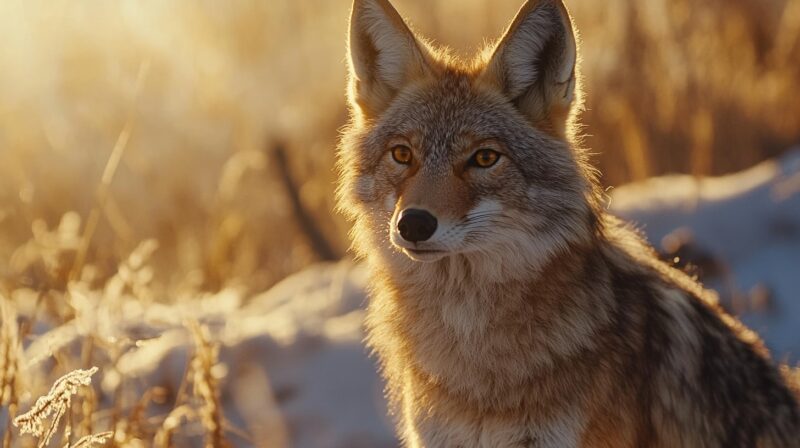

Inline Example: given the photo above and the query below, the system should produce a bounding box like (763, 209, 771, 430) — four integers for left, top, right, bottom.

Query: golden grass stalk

(71, 431, 113, 448)
(0, 300, 19, 404)
(79, 379, 97, 440)
(1, 298, 21, 448)
(154, 404, 195, 448)
(13, 367, 99, 448)
(188, 322, 228, 448)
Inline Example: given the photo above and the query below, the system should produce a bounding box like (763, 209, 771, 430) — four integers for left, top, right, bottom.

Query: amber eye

(470, 148, 500, 168)
(391, 145, 413, 165)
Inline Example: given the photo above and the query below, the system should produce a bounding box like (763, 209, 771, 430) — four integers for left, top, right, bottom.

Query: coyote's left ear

(480, 0, 578, 136)
(347, 0, 433, 118)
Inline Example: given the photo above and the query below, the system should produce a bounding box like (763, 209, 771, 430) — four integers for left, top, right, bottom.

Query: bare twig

(70, 60, 151, 282)
(269, 142, 339, 261)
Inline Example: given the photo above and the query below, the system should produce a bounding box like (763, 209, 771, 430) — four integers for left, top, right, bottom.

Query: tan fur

(338, 1, 800, 446)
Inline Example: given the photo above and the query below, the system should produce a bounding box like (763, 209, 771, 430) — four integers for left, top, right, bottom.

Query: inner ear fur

(347, 0, 434, 118)
(479, 0, 579, 137)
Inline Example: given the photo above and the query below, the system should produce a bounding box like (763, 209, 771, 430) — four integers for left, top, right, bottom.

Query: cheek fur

(355, 174, 377, 203)
(465, 165, 528, 209)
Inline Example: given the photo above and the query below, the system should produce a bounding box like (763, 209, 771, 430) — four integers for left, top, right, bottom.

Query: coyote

(336, 0, 800, 446)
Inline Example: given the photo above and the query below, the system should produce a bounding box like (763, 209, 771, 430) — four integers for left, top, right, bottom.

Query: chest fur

(405, 408, 587, 448)
(368, 270, 605, 398)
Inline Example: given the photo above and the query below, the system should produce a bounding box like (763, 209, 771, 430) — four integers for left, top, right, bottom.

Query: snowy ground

(106, 262, 396, 447)
(18, 150, 800, 447)
(610, 147, 800, 362)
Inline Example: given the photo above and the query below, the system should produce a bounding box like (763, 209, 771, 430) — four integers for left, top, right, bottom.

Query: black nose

(397, 209, 438, 243)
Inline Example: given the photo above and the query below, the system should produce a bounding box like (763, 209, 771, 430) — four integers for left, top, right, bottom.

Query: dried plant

(154, 405, 195, 448)
(78, 382, 97, 442)
(13, 367, 99, 448)
(1, 298, 22, 448)
(189, 322, 228, 448)
(70, 431, 113, 448)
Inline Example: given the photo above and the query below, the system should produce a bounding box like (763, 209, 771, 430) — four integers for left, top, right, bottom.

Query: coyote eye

(470, 148, 500, 168)
(391, 145, 413, 165)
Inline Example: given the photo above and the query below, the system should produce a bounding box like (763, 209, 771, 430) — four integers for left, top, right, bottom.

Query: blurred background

(0, 0, 798, 446)
(1, 0, 798, 296)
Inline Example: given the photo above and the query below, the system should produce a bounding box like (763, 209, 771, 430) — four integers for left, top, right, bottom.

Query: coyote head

(338, 0, 600, 277)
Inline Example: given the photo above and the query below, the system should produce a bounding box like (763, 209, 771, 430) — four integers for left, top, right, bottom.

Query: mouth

(401, 247, 447, 262)
(388, 224, 449, 262)
(406, 248, 443, 255)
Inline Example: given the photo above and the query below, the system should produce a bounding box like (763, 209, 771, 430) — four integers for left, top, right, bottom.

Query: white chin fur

(401, 249, 448, 263)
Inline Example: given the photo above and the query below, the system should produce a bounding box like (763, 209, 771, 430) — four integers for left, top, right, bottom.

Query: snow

(111, 262, 397, 447)
(18, 151, 799, 446)
(610, 148, 800, 362)
(231, 262, 394, 447)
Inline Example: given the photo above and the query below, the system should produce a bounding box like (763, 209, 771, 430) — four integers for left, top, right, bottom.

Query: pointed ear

(480, 0, 578, 136)
(347, 0, 433, 118)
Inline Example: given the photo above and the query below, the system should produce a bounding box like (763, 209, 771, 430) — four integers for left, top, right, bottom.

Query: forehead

(377, 71, 524, 146)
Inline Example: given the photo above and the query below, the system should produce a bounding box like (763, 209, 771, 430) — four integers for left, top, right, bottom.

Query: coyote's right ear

(347, 0, 433, 118)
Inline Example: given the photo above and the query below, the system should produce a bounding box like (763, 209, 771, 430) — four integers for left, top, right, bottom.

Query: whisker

(462, 212, 500, 223)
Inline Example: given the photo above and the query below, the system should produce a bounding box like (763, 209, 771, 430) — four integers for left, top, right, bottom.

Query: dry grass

(187, 322, 228, 448)
(13, 367, 98, 447)
(71, 433, 114, 448)
(1, 299, 22, 448)
(0, 0, 797, 446)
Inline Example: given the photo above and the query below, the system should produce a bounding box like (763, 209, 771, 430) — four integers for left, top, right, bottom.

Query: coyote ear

(480, 0, 578, 136)
(347, 0, 433, 118)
